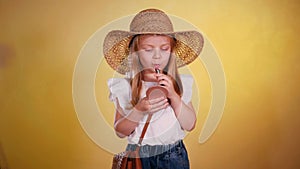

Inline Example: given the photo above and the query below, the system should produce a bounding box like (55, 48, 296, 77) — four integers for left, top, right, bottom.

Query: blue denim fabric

(126, 140, 190, 169)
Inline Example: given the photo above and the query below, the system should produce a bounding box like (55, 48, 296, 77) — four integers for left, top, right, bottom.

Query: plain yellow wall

(1, 0, 300, 169)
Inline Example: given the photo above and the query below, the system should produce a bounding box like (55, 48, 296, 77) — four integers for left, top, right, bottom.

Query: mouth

(153, 64, 160, 69)
(152, 64, 161, 73)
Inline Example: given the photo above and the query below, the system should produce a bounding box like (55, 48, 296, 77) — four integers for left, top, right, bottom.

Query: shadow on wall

(0, 142, 9, 169)
(0, 45, 13, 169)
(0, 44, 14, 68)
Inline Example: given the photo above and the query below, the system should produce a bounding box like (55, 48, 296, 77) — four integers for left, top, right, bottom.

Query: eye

(161, 45, 170, 51)
(144, 48, 153, 52)
(141, 47, 154, 52)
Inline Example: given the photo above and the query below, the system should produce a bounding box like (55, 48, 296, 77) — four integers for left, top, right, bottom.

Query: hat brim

(103, 30, 204, 75)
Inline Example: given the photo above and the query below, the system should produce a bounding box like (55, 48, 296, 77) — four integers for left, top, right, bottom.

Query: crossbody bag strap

(137, 114, 153, 146)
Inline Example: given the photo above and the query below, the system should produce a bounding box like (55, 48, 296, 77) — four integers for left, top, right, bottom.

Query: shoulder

(107, 78, 130, 87)
(180, 74, 194, 104)
(107, 78, 131, 101)
(107, 78, 132, 112)
(180, 74, 194, 84)
(107, 78, 131, 94)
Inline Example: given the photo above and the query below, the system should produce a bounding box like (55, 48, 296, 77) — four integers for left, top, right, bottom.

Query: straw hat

(103, 9, 204, 75)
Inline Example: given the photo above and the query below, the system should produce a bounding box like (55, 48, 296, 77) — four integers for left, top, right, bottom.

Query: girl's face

(137, 35, 172, 72)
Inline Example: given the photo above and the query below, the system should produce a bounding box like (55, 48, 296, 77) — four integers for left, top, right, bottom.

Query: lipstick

(154, 64, 160, 74)
(155, 68, 160, 74)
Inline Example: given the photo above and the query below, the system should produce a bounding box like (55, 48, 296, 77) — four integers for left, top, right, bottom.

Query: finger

(158, 80, 169, 87)
(156, 75, 168, 81)
(156, 73, 172, 79)
(150, 99, 168, 112)
(156, 75, 169, 83)
(136, 98, 152, 112)
(154, 73, 164, 78)
(152, 98, 168, 108)
(148, 97, 166, 104)
(158, 76, 172, 84)
(149, 102, 169, 113)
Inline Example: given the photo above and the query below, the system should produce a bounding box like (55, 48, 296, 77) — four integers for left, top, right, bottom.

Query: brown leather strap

(137, 114, 153, 146)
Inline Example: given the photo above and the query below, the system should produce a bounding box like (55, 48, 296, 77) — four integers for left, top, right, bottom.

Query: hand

(155, 73, 178, 99)
(135, 96, 169, 114)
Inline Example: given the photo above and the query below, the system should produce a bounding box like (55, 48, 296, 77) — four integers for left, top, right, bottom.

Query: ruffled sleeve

(107, 78, 132, 115)
(180, 74, 194, 104)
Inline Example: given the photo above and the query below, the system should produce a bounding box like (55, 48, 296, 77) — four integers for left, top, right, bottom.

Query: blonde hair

(129, 35, 183, 106)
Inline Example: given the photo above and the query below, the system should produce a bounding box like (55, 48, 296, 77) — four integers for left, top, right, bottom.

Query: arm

(114, 108, 144, 138)
(113, 97, 169, 138)
(156, 74, 197, 131)
(168, 95, 196, 131)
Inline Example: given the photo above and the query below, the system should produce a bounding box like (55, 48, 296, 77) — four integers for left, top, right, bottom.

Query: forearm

(114, 108, 145, 137)
(170, 95, 196, 131)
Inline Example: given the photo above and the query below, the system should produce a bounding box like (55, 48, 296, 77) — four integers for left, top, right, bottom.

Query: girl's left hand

(155, 73, 178, 99)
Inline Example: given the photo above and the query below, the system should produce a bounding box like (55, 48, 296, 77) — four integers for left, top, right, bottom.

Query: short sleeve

(180, 74, 194, 104)
(107, 78, 132, 115)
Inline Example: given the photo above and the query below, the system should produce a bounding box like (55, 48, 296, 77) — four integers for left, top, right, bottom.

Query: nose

(152, 48, 161, 59)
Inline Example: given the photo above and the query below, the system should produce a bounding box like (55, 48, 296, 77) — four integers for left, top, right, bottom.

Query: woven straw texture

(103, 9, 204, 75)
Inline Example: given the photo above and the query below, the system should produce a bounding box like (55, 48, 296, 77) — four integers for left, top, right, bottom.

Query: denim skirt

(126, 140, 190, 169)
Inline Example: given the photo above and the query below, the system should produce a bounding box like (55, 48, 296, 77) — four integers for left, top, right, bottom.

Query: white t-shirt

(107, 74, 194, 145)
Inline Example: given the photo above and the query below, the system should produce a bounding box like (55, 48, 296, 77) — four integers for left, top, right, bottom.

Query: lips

(153, 64, 160, 69)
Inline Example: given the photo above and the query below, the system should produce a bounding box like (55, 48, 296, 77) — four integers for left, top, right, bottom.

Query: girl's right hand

(135, 97, 169, 114)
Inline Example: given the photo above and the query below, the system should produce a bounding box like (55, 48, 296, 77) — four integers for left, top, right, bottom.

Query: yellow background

(1, 0, 299, 169)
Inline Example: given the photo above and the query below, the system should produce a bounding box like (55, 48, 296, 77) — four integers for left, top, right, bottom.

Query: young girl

(104, 9, 204, 169)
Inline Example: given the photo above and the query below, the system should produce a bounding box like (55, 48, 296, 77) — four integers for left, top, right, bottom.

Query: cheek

(162, 52, 171, 62)
(138, 56, 152, 67)
(161, 55, 171, 68)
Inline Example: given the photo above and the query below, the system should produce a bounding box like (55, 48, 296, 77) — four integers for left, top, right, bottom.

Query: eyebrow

(139, 43, 171, 47)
